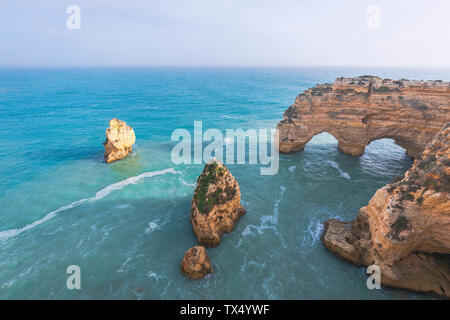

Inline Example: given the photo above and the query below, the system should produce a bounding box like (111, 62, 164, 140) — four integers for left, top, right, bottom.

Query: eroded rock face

(277, 76, 450, 158)
(190, 159, 246, 247)
(103, 118, 136, 163)
(180, 246, 213, 280)
(321, 220, 360, 265)
(322, 123, 450, 297)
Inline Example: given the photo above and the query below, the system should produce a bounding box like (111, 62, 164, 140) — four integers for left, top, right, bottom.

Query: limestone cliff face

(190, 159, 246, 247)
(277, 76, 450, 158)
(180, 246, 213, 280)
(103, 118, 136, 163)
(322, 123, 450, 297)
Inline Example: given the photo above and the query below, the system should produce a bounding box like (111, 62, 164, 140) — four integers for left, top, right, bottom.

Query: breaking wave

(237, 185, 287, 248)
(0, 168, 177, 241)
(328, 161, 351, 180)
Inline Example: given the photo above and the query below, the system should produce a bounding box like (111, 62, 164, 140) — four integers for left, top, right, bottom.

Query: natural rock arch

(363, 137, 409, 156)
(304, 131, 339, 146)
(278, 122, 424, 158)
(277, 76, 450, 158)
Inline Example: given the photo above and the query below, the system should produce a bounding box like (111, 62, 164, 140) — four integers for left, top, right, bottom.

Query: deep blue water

(1, 67, 449, 299)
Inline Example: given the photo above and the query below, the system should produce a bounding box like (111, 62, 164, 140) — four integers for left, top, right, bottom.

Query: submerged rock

(103, 118, 136, 163)
(190, 159, 246, 247)
(321, 123, 450, 297)
(180, 246, 213, 280)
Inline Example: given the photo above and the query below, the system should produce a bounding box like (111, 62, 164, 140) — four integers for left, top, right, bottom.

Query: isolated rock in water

(103, 118, 136, 163)
(321, 123, 450, 297)
(277, 76, 450, 158)
(191, 159, 246, 247)
(180, 246, 213, 280)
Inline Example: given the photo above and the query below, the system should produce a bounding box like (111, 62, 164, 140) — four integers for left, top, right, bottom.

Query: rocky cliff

(190, 159, 246, 247)
(103, 118, 136, 163)
(277, 76, 450, 158)
(322, 123, 450, 297)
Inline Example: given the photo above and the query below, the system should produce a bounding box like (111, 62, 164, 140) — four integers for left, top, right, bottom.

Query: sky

(1, 0, 449, 67)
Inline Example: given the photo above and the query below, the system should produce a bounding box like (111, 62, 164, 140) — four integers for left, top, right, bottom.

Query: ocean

(1, 67, 449, 299)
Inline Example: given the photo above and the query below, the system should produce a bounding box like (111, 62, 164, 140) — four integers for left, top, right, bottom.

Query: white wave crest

(237, 185, 287, 248)
(328, 161, 351, 180)
(145, 219, 161, 234)
(222, 115, 241, 119)
(0, 168, 177, 241)
(300, 213, 344, 253)
(303, 219, 324, 247)
(179, 177, 195, 187)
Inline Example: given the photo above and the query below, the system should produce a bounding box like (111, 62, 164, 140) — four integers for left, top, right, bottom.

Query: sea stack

(190, 159, 246, 247)
(180, 246, 213, 280)
(277, 76, 450, 158)
(103, 118, 136, 163)
(321, 123, 450, 297)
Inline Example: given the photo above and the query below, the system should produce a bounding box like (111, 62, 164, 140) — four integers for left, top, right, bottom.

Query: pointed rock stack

(103, 118, 136, 163)
(190, 159, 246, 247)
(181, 159, 246, 279)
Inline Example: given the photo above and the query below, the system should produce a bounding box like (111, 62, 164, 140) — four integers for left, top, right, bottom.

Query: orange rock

(190, 159, 246, 247)
(103, 118, 136, 163)
(321, 219, 360, 265)
(277, 76, 450, 158)
(180, 246, 213, 280)
(322, 123, 450, 297)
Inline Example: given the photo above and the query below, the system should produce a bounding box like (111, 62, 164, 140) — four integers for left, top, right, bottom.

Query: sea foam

(0, 168, 177, 241)
(328, 161, 351, 180)
(238, 185, 287, 248)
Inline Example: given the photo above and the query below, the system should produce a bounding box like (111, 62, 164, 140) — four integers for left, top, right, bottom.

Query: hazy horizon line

(1, 64, 450, 69)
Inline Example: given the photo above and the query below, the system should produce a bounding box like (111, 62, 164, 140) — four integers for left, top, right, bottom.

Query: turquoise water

(1, 67, 449, 299)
